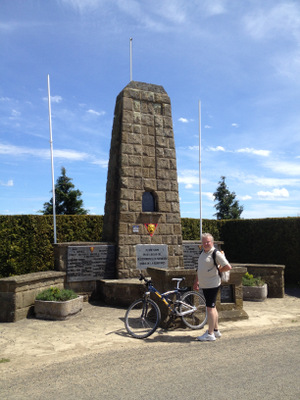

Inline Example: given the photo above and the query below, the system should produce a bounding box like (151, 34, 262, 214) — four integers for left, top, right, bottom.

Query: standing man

(193, 233, 232, 341)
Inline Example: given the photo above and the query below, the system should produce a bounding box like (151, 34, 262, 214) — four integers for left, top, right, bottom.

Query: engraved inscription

(67, 245, 115, 282)
(136, 244, 168, 270)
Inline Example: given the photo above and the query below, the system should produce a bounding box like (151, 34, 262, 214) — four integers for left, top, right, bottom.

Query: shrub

(36, 287, 78, 302)
(242, 272, 265, 287)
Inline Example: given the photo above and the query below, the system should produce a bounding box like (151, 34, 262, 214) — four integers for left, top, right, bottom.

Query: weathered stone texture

(102, 81, 184, 278)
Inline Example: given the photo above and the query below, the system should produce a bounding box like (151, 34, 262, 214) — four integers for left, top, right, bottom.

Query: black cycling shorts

(202, 286, 220, 308)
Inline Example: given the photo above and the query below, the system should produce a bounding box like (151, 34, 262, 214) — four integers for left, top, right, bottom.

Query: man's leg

(207, 306, 218, 335)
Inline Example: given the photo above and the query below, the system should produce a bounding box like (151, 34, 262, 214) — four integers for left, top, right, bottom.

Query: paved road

(1, 326, 299, 400)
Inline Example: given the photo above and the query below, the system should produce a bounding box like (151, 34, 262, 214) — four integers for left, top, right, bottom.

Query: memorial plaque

(183, 243, 201, 269)
(67, 245, 115, 282)
(136, 244, 168, 270)
(220, 284, 234, 303)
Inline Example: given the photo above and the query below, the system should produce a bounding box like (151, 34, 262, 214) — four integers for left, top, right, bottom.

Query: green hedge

(0, 215, 299, 285)
(0, 215, 103, 278)
(217, 217, 300, 285)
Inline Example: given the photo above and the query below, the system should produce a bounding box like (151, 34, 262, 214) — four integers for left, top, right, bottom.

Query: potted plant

(242, 272, 268, 302)
(35, 287, 83, 320)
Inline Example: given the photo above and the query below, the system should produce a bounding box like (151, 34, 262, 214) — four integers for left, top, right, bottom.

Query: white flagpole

(130, 38, 133, 81)
(199, 100, 202, 240)
(47, 74, 57, 244)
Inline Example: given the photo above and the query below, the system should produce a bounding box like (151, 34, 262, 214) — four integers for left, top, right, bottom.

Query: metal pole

(130, 38, 133, 81)
(47, 74, 57, 244)
(199, 100, 202, 240)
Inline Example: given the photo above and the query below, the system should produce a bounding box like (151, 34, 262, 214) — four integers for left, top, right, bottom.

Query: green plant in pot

(242, 272, 267, 301)
(36, 287, 78, 302)
(242, 272, 265, 287)
(35, 287, 83, 320)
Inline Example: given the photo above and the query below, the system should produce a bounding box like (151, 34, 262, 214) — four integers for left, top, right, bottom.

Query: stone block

(157, 158, 169, 169)
(122, 110, 133, 124)
(141, 114, 154, 126)
(128, 132, 142, 144)
(123, 97, 132, 111)
(128, 155, 142, 166)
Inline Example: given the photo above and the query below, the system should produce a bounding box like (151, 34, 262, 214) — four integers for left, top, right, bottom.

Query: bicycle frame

(142, 276, 197, 317)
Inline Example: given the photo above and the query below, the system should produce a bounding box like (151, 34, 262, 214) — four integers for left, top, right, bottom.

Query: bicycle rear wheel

(179, 291, 207, 329)
(125, 298, 161, 339)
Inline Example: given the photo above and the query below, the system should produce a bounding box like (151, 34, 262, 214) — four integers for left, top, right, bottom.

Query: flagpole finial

(129, 38, 133, 82)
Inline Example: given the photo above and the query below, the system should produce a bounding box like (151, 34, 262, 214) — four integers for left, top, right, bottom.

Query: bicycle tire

(179, 291, 207, 329)
(125, 298, 161, 339)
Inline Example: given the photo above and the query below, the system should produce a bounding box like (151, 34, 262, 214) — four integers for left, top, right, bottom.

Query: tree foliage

(213, 176, 243, 220)
(41, 167, 88, 215)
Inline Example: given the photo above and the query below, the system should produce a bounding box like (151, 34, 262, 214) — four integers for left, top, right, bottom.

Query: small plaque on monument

(136, 244, 168, 270)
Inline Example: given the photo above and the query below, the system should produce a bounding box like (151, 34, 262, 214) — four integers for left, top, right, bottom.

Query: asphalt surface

(0, 288, 299, 377)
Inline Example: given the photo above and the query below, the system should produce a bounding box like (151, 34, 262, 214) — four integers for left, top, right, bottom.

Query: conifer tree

(41, 167, 88, 215)
(213, 176, 243, 219)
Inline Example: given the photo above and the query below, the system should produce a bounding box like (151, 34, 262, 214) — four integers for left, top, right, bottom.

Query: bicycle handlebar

(139, 273, 151, 284)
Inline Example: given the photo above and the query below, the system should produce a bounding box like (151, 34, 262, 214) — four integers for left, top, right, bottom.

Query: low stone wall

(147, 266, 248, 322)
(97, 266, 249, 322)
(232, 263, 285, 298)
(96, 279, 145, 306)
(0, 271, 65, 322)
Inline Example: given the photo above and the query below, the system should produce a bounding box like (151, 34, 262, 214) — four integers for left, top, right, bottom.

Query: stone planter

(243, 284, 268, 302)
(34, 296, 83, 320)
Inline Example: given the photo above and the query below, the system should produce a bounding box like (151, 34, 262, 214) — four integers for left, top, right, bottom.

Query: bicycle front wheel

(179, 291, 207, 329)
(125, 298, 161, 339)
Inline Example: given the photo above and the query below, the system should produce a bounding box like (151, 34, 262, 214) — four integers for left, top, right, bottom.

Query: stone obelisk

(102, 81, 183, 278)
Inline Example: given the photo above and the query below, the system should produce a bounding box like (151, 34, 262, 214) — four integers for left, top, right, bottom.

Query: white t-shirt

(197, 247, 230, 289)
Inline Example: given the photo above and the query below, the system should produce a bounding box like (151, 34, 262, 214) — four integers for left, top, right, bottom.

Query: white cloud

(204, 125, 212, 129)
(0, 142, 89, 161)
(87, 109, 105, 116)
(232, 172, 300, 187)
(203, 0, 227, 16)
(244, 3, 300, 41)
(239, 195, 252, 201)
(264, 159, 300, 176)
(91, 159, 108, 168)
(257, 188, 289, 200)
(237, 148, 271, 157)
(0, 179, 13, 187)
(208, 146, 225, 152)
(9, 109, 21, 120)
(203, 192, 215, 201)
(178, 117, 188, 123)
(178, 169, 199, 188)
(53, 149, 90, 160)
(231, 123, 239, 128)
(43, 95, 63, 103)
(59, 0, 100, 12)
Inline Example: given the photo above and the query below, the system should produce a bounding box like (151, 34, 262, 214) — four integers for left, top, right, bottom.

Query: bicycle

(125, 273, 207, 339)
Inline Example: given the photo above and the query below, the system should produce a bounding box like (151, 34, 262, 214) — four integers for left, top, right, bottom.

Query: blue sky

(1, 0, 300, 219)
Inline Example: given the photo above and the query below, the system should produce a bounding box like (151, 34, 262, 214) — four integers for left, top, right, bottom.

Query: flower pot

(243, 284, 268, 302)
(34, 295, 83, 320)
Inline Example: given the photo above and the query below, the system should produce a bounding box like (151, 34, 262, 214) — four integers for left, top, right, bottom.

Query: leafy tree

(213, 176, 243, 220)
(41, 167, 89, 215)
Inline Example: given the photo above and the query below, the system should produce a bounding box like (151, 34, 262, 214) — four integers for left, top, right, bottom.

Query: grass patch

(0, 358, 10, 363)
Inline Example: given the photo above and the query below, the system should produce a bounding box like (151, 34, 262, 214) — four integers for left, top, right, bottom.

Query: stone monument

(102, 81, 184, 278)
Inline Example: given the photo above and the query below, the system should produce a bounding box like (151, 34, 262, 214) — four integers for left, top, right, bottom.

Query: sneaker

(214, 330, 222, 338)
(196, 330, 216, 341)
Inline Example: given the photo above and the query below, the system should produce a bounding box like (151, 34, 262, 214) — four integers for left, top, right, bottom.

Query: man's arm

(193, 274, 199, 291)
(219, 264, 232, 272)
